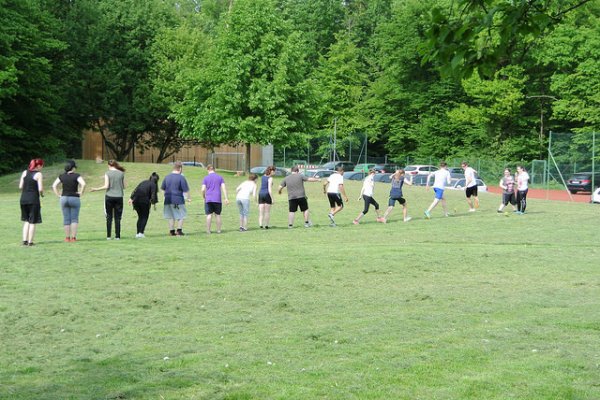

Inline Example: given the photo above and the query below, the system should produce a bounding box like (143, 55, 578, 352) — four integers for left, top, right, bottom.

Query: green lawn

(1, 161, 598, 399)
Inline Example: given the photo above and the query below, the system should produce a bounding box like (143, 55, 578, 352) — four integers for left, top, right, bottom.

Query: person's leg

(26, 223, 36, 244)
(264, 204, 271, 227)
(441, 197, 448, 215)
(134, 204, 143, 234)
(206, 214, 213, 232)
(288, 212, 295, 227)
(474, 195, 480, 209)
(516, 191, 523, 212)
(105, 197, 114, 238)
(22, 222, 30, 243)
(303, 209, 310, 225)
(216, 214, 222, 232)
(70, 197, 80, 239)
(139, 203, 151, 234)
(403, 204, 409, 221)
(521, 190, 528, 213)
(426, 198, 439, 212)
(466, 194, 474, 210)
(60, 197, 70, 239)
(258, 204, 265, 227)
(114, 198, 124, 239)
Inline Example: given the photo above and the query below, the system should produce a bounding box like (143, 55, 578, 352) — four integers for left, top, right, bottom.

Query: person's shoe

(65, 237, 71, 242)
(444, 213, 449, 217)
(376, 217, 384, 223)
(330, 222, 337, 227)
(115, 237, 120, 241)
(169, 230, 176, 236)
(22, 241, 28, 246)
(497, 210, 503, 213)
(176, 229, 185, 236)
(424, 210, 431, 219)
(27, 242, 35, 246)
(304, 221, 312, 228)
(404, 217, 412, 222)
(469, 208, 476, 212)
(265, 226, 270, 230)
(327, 213, 335, 224)
(71, 237, 77, 242)
(288, 224, 293, 229)
(216, 230, 221, 234)
(260, 226, 264, 229)
(353, 219, 359, 225)
(239, 227, 244, 232)
(107, 237, 112, 241)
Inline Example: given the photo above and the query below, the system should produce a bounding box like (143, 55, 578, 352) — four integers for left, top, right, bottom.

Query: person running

(128, 172, 160, 238)
(381, 169, 412, 223)
(258, 166, 275, 229)
(90, 160, 126, 240)
(497, 168, 517, 213)
(52, 160, 86, 242)
(236, 174, 257, 232)
(323, 167, 349, 227)
(201, 164, 229, 234)
(353, 169, 384, 224)
(278, 166, 320, 228)
(462, 161, 479, 212)
(424, 162, 451, 219)
(161, 162, 190, 236)
(19, 158, 44, 246)
(516, 165, 530, 214)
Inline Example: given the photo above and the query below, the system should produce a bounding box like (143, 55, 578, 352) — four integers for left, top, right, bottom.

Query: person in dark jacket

(128, 172, 159, 238)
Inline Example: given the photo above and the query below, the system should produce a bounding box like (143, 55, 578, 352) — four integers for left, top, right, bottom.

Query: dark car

(409, 174, 430, 186)
(320, 161, 355, 172)
(373, 164, 398, 173)
(567, 172, 600, 194)
(373, 173, 393, 183)
(250, 166, 289, 177)
(343, 171, 367, 181)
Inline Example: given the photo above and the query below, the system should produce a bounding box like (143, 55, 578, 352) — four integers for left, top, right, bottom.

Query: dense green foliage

(1, 0, 599, 172)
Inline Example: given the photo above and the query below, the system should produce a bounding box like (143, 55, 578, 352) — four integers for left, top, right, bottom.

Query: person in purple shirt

(201, 164, 229, 234)
(161, 162, 191, 236)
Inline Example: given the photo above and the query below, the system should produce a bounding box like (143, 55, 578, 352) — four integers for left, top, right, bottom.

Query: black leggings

(362, 195, 379, 215)
(133, 202, 151, 234)
(517, 189, 528, 212)
(105, 196, 123, 238)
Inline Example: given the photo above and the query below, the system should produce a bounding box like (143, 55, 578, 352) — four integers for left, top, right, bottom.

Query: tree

(176, 0, 316, 170)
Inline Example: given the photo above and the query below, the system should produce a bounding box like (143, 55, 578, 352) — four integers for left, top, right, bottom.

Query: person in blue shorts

(381, 169, 412, 223)
(424, 162, 451, 219)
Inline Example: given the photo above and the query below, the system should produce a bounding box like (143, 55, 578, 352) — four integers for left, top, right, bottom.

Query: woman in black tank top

(52, 160, 87, 242)
(19, 158, 45, 246)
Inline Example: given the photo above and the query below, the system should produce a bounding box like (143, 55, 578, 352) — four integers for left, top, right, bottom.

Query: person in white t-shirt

(461, 161, 479, 212)
(353, 169, 384, 224)
(323, 167, 349, 227)
(516, 165, 530, 214)
(424, 162, 451, 219)
(235, 174, 257, 231)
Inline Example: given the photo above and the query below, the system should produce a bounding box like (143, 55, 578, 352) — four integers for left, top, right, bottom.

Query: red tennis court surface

(487, 187, 591, 203)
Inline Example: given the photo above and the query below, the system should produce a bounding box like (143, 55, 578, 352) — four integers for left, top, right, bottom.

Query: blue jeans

(60, 196, 81, 225)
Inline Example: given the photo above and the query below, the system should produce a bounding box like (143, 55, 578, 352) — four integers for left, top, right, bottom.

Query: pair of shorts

(237, 199, 250, 217)
(327, 193, 343, 208)
(205, 202, 222, 215)
(258, 193, 272, 205)
(388, 196, 406, 207)
(288, 197, 308, 212)
(466, 185, 478, 198)
(163, 203, 187, 220)
(433, 188, 444, 200)
(21, 203, 42, 224)
(502, 192, 516, 206)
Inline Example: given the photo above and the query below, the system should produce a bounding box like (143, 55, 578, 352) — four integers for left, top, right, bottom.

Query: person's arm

(52, 177, 61, 197)
(221, 182, 229, 204)
(18, 171, 26, 190)
(307, 177, 320, 182)
(499, 179, 506, 190)
(77, 176, 86, 196)
(267, 177, 274, 203)
(201, 184, 207, 200)
(236, 183, 242, 194)
(340, 183, 349, 202)
(405, 175, 413, 186)
(252, 182, 257, 201)
(90, 174, 109, 192)
(446, 171, 451, 185)
(322, 179, 328, 194)
(426, 173, 432, 189)
(35, 172, 44, 197)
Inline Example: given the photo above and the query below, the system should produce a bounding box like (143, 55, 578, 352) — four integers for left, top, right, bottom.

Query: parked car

(373, 173, 393, 183)
(448, 167, 479, 179)
(250, 166, 289, 176)
(409, 174, 430, 186)
(448, 178, 488, 192)
(373, 163, 399, 173)
(303, 169, 335, 179)
(343, 171, 367, 181)
(170, 161, 205, 168)
(404, 164, 438, 175)
(320, 161, 355, 172)
(566, 172, 600, 194)
(592, 187, 600, 203)
(354, 163, 376, 172)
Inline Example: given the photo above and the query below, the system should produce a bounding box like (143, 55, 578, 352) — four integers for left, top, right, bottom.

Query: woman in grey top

(91, 160, 126, 240)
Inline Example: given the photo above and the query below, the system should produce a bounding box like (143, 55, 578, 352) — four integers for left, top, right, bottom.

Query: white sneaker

(135, 233, 145, 238)
(469, 208, 476, 212)
(404, 217, 412, 222)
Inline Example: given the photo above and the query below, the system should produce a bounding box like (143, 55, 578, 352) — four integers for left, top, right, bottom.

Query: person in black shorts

(278, 166, 320, 228)
(258, 166, 275, 229)
(19, 158, 45, 246)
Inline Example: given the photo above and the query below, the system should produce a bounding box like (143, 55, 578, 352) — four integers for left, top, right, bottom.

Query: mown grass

(0, 160, 598, 399)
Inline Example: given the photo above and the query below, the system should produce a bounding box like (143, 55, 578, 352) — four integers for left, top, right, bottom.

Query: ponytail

(108, 159, 125, 172)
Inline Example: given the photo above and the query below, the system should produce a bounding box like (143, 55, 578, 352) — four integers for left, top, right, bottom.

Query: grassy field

(1, 160, 599, 399)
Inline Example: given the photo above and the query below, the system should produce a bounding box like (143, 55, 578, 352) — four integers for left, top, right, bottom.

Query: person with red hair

(19, 158, 44, 246)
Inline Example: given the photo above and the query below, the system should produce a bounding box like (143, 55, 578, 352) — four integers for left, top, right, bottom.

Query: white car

(448, 178, 488, 192)
(592, 187, 600, 203)
(404, 164, 438, 175)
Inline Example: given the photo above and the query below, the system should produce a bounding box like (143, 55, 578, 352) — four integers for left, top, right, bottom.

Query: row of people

(18, 159, 530, 244)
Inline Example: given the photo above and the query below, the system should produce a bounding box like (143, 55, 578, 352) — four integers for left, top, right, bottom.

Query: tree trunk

(245, 143, 251, 172)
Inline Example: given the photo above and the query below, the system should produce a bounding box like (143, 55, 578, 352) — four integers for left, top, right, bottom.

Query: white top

(429, 169, 451, 189)
(361, 174, 375, 197)
(236, 180, 256, 200)
(464, 167, 477, 188)
(517, 171, 530, 191)
(326, 173, 344, 194)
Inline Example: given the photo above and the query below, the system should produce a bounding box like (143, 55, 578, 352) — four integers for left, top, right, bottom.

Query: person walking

(516, 165, 530, 214)
(236, 174, 257, 232)
(278, 166, 320, 228)
(424, 162, 452, 219)
(462, 161, 479, 212)
(90, 160, 125, 240)
(258, 166, 275, 229)
(52, 160, 86, 242)
(161, 162, 190, 236)
(19, 158, 44, 246)
(128, 172, 160, 238)
(201, 164, 229, 234)
(353, 169, 383, 224)
(381, 169, 412, 223)
(497, 168, 517, 213)
(323, 167, 349, 227)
